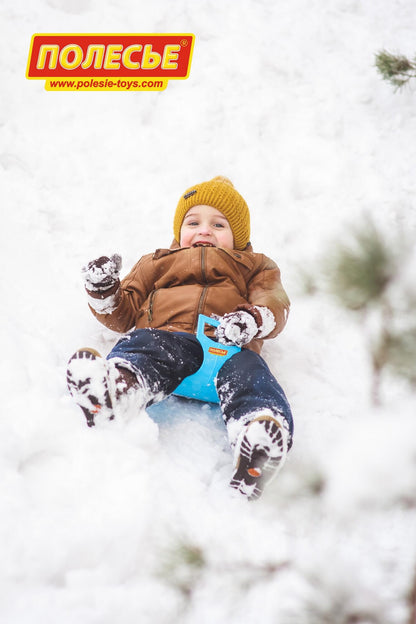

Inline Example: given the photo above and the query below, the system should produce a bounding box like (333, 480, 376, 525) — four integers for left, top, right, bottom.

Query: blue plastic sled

(173, 314, 240, 404)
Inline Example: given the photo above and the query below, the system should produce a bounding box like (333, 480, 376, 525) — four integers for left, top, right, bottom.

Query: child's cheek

(179, 228, 190, 247)
(219, 230, 234, 249)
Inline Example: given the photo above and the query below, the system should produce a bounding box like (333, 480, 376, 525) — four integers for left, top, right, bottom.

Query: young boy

(67, 176, 293, 500)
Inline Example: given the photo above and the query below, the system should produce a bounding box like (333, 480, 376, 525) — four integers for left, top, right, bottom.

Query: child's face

(180, 205, 234, 249)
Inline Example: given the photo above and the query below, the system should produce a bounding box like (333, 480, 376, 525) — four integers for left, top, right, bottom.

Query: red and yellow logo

(26, 33, 194, 91)
(208, 347, 229, 357)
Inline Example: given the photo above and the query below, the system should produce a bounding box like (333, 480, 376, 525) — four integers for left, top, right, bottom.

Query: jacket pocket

(147, 289, 159, 322)
(219, 248, 255, 271)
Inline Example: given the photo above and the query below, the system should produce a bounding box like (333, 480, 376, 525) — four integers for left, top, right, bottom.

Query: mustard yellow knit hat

(173, 176, 251, 250)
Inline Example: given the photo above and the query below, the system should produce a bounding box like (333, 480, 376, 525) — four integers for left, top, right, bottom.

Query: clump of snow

(2, 0, 416, 622)
(86, 290, 120, 314)
(216, 310, 259, 347)
(255, 304, 277, 337)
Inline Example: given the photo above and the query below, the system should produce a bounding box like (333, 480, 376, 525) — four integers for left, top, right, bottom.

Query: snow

(2, 0, 416, 622)
(215, 310, 259, 347)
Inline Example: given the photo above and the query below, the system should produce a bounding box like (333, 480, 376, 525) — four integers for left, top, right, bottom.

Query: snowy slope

(1, 0, 416, 622)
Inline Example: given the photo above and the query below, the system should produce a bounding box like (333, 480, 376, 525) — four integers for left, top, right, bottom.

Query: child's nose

(198, 223, 211, 235)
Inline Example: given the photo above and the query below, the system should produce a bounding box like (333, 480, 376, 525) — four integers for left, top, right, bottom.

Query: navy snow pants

(107, 329, 293, 446)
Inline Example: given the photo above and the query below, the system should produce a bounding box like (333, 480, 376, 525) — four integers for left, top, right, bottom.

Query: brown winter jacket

(88, 243, 290, 354)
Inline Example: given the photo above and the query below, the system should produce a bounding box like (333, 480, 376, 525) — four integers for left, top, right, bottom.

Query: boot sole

(230, 416, 287, 500)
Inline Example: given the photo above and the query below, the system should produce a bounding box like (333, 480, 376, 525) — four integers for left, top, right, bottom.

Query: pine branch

(159, 538, 291, 601)
(375, 50, 416, 90)
(160, 542, 206, 599)
(384, 324, 416, 387)
(315, 215, 415, 402)
(325, 217, 398, 312)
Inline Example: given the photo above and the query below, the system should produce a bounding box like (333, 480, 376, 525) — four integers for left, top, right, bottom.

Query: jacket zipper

(196, 285, 208, 321)
(194, 247, 208, 331)
(201, 246, 207, 282)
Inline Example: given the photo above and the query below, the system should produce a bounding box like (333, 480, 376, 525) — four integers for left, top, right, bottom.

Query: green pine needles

(327, 218, 397, 312)
(375, 50, 416, 90)
(309, 215, 415, 403)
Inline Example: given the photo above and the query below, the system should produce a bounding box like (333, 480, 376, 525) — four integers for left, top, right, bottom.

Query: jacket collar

(169, 239, 254, 252)
(152, 241, 255, 268)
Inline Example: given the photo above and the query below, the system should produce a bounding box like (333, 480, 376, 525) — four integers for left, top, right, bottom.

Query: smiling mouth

(192, 242, 215, 247)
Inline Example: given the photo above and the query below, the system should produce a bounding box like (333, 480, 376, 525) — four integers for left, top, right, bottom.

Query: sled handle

(173, 314, 240, 403)
(196, 314, 241, 358)
(196, 314, 219, 342)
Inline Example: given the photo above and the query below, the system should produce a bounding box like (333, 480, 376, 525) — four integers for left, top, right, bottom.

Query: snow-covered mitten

(66, 348, 145, 426)
(82, 254, 122, 314)
(82, 254, 122, 293)
(215, 306, 276, 347)
(230, 413, 289, 500)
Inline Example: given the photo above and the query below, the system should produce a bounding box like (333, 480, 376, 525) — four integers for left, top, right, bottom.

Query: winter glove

(82, 254, 122, 293)
(215, 306, 276, 347)
(82, 254, 122, 315)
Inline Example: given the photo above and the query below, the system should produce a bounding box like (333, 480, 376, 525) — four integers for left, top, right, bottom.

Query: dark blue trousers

(108, 329, 293, 445)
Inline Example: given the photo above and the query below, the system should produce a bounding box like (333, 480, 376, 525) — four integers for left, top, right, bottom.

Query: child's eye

(214, 223, 224, 228)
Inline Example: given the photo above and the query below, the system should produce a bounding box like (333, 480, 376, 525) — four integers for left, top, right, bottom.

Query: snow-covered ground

(1, 1, 416, 622)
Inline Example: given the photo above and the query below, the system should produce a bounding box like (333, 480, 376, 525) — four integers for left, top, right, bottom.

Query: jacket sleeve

(239, 255, 290, 339)
(87, 254, 154, 333)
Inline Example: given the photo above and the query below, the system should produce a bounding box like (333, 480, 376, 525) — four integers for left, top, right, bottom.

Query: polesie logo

(26, 33, 194, 91)
(208, 347, 228, 357)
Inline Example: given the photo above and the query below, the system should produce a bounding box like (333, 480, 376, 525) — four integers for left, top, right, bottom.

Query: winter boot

(230, 413, 289, 500)
(66, 348, 143, 426)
